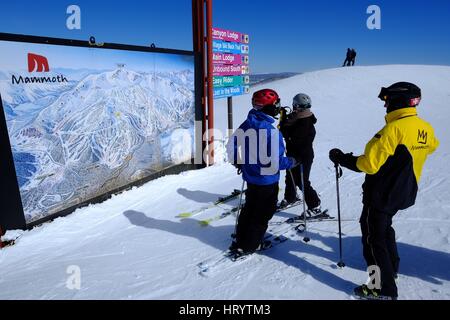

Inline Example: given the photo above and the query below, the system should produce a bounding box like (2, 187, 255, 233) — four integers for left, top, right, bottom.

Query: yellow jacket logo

(417, 129, 428, 145)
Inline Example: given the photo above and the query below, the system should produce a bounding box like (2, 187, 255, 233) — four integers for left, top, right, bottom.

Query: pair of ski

(176, 189, 245, 219)
(199, 202, 335, 228)
(176, 187, 288, 226)
(270, 208, 335, 226)
(196, 208, 338, 276)
(196, 199, 306, 227)
(197, 221, 299, 276)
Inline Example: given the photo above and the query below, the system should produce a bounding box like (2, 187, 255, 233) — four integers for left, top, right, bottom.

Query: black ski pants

(284, 159, 320, 209)
(360, 205, 400, 297)
(235, 182, 279, 252)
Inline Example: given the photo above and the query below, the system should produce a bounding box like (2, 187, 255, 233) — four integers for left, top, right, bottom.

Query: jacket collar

(249, 108, 275, 124)
(385, 107, 417, 124)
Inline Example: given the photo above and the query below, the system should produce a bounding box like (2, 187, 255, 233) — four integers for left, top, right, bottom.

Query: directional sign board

(212, 28, 249, 43)
(213, 53, 248, 65)
(213, 64, 249, 76)
(213, 75, 250, 88)
(214, 86, 250, 99)
(212, 27, 250, 99)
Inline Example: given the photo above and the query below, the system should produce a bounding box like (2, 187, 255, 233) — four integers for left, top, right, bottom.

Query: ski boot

(277, 197, 301, 210)
(353, 285, 397, 300)
(298, 206, 331, 221)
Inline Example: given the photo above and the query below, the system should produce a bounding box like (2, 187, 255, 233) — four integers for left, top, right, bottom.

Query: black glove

(329, 148, 344, 164)
(233, 163, 242, 175)
(329, 148, 361, 172)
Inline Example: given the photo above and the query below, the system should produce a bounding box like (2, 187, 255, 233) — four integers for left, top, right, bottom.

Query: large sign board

(212, 28, 250, 99)
(0, 34, 197, 225)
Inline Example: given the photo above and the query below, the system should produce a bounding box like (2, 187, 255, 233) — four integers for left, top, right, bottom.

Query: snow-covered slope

(1, 65, 449, 300)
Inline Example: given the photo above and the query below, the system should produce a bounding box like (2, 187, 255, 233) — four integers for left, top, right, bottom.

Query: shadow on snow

(123, 210, 450, 293)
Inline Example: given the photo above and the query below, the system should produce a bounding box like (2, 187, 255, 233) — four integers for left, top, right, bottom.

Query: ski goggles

(293, 103, 311, 110)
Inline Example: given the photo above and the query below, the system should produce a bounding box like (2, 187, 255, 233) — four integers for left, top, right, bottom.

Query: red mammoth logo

(28, 53, 50, 72)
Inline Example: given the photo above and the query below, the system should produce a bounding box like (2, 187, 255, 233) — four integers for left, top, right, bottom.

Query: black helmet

(378, 82, 422, 109)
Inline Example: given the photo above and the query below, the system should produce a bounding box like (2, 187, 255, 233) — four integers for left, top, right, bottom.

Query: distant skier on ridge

(342, 48, 352, 67)
(350, 48, 357, 66)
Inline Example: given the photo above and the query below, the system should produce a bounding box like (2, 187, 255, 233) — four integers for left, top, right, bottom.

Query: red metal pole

(205, 0, 214, 165)
(192, 0, 207, 166)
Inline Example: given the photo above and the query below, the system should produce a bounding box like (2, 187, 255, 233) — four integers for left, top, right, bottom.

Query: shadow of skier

(123, 210, 234, 252)
(268, 231, 450, 288)
(123, 210, 357, 294)
(316, 232, 450, 284)
(177, 188, 227, 204)
(124, 210, 450, 291)
(263, 233, 360, 293)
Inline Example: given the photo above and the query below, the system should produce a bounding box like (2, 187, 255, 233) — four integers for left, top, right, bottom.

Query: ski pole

(288, 168, 309, 243)
(299, 164, 310, 243)
(231, 179, 245, 239)
(334, 163, 345, 268)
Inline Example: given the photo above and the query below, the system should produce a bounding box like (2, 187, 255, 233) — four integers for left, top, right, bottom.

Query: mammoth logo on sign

(11, 53, 68, 85)
(27, 53, 50, 72)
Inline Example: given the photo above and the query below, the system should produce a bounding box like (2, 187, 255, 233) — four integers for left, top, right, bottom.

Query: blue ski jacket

(227, 109, 294, 185)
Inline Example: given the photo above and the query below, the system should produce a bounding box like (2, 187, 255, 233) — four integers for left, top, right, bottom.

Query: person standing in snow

(351, 49, 357, 66)
(226, 89, 297, 258)
(278, 93, 324, 218)
(343, 48, 352, 67)
(329, 82, 439, 300)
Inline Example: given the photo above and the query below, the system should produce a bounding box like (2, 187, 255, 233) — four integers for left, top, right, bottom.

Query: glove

(329, 148, 344, 164)
(329, 149, 361, 172)
(288, 157, 300, 168)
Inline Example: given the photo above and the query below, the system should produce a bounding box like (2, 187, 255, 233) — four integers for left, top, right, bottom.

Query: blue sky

(0, 0, 449, 73)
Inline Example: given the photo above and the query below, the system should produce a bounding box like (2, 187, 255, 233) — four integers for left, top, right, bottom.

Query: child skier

(279, 93, 325, 219)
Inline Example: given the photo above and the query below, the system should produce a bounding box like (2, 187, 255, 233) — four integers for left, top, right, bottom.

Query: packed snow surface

(1, 65, 449, 299)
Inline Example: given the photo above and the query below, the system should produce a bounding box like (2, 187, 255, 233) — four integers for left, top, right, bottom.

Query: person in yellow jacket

(329, 82, 439, 300)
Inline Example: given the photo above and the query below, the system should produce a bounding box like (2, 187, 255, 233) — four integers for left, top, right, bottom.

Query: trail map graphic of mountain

(2, 68, 195, 222)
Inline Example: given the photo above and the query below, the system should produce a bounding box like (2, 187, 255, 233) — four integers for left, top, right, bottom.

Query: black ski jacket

(280, 112, 317, 163)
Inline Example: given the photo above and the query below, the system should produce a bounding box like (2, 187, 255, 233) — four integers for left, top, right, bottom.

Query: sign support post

(206, 0, 214, 166)
(192, 0, 214, 166)
(192, 0, 206, 166)
(227, 96, 233, 135)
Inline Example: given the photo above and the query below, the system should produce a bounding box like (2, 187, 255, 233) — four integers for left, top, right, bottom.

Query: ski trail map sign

(0, 33, 197, 227)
